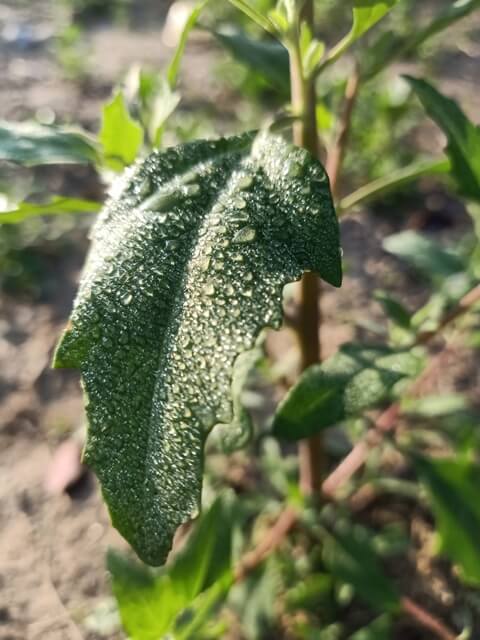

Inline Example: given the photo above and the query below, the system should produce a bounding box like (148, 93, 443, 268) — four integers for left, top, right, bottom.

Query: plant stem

(326, 66, 360, 199)
(289, 0, 324, 496)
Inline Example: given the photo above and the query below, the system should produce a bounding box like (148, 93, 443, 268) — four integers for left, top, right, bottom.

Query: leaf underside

(54, 131, 341, 565)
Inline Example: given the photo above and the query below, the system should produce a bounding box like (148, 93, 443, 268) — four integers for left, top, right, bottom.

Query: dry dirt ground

(0, 1, 479, 639)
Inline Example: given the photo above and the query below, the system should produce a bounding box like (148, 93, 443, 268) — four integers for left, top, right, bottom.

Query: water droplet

(288, 161, 303, 177)
(233, 226, 256, 244)
(204, 283, 215, 296)
(121, 292, 133, 306)
(233, 196, 247, 209)
(238, 175, 253, 189)
(200, 256, 211, 272)
(245, 271, 253, 282)
(243, 288, 253, 298)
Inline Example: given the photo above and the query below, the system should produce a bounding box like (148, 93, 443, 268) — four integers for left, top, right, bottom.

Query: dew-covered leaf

(405, 76, 480, 202)
(54, 131, 341, 565)
(272, 344, 422, 441)
(413, 455, 480, 585)
(0, 120, 98, 166)
(100, 92, 144, 171)
(109, 495, 234, 639)
(0, 196, 100, 224)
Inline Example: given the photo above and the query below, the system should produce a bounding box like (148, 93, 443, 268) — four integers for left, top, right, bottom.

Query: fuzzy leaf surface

(54, 131, 341, 565)
(272, 344, 422, 441)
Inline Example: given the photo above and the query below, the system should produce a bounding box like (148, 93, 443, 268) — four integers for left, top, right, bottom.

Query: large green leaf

(405, 76, 480, 202)
(272, 344, 421, 441)
(54, 131, 341, 565)
(0, 120, 98, 166)
(99, 92, 144, 171)
(413, 455, 480, 585)
(213, 29, 290, 91)
(109, 495, 234, 640)
(0, 197, 100, 224)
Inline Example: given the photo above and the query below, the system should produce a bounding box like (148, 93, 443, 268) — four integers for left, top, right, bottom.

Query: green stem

(288, 0, 324, 496)
(338, 157, 450, 214)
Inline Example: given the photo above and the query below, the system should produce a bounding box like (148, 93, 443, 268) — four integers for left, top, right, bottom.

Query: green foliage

(109, 495, 234, 640)
(373, 290, 411, 330)
(0, 121, 98, 166)
(348, 615, 392, 640)
(322, 522, 400, 612)
(54, 131, 341, 564)
(99, 92, 144, 171)
(273, 344, 422, 441)
(383, 230, 465, 280)
(319, 0, 400, 73)
(413, 455, 480, 585)
(167, 0, 208, 90)
(0, 197, 100, 224)
(212, 29, 289, 91)
(406, 76, 480, 202)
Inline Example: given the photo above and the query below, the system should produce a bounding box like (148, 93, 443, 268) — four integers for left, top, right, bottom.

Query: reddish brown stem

(289, 0, 324, 495)
(233, 506, 298, 582)
(326, 67, 360, 198)
(401, 597, 457, 640)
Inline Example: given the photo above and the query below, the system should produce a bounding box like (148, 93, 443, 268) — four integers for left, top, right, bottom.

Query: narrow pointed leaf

(0, 196, 100, 224)
(0, 120, 98, 166)
(166, 0, 208, 90)
(273, 344, 422, 441)
(54, 131, 341, 565)
(405, 76, 480, 202)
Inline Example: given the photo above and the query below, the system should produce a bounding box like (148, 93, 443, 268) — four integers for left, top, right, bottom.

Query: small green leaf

(374, 290, 411, 330)
(348, 615, 392, 640)
(413, 455, 480, 585)
(99, 92, 144, 171)
(213, 28, 290, 91)
(0, 197, 100, 224)
(401, 393, 468, 418)
(54, 131, 341, 565)
(319, 0, 399, 73)
(109, 496, 234, 640)
(383, 230, 465, 279)
(0, 120, 98, 166)
(405, 76, 480, 202)
(167, 0, 208, 90)
(149, 79, 181, 147)
(273, 344, 421, 441)
(322, 522, 400, 612)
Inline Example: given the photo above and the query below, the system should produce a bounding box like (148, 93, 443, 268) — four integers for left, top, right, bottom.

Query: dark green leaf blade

(405, 76, 480, 202)
(0, 120, 98, 166)
(273, 344, 421, 441)
(213, 28, 290, 91)
(54, 131, 341, 565)
(0, 197, 101, 224)
(108, 495, 234, 640)
(413, 455, 480, 585)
